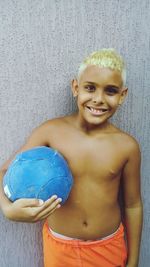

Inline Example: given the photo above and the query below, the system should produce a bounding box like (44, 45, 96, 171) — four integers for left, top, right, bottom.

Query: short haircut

(77, 48, 126, 86)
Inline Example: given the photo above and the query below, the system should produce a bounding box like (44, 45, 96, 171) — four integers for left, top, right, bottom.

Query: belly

(47, 173, 121, 240)
(47, 201, 121, 240)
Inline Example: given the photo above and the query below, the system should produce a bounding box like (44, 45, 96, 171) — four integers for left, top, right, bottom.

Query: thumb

(15, 198, 44, 207)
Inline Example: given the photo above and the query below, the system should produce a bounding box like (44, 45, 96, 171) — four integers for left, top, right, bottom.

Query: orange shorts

(43, 222, 127, 267)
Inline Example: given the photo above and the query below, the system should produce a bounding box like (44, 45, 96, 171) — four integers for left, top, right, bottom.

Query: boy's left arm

(122, 140, 143, 267)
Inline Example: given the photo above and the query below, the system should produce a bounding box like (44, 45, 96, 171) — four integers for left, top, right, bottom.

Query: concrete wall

(0, 0, 149, 266)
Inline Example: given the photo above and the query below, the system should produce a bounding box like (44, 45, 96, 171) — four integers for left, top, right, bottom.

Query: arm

(122, 140, 143, 267)
(0, 122, 62, 222)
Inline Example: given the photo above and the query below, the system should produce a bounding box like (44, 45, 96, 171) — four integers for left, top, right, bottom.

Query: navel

(83, 220, 88, 227)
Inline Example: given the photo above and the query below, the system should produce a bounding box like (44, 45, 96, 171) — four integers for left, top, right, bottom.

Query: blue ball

(3, 146, 73, 204)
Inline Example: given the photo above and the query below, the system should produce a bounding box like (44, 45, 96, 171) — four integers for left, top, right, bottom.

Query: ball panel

(3, 146, 74, 204)
(18, 146, 56, 160)
(37, 176, 73, 203)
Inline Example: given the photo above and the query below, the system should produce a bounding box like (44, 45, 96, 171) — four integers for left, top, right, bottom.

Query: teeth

(90, 108, 107, 114)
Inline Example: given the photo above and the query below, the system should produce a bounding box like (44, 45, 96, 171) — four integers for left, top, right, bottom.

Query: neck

(73, 113, 113, 134)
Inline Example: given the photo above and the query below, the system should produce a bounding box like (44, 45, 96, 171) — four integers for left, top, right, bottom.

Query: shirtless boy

(0, 49, 143, 267)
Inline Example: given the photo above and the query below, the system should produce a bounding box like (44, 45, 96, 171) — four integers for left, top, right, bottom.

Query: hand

(3, 195, 62, 222)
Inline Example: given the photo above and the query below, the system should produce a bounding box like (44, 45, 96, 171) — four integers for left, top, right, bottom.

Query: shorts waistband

(49, 224, 121, 241)
(43, 222, 125, 246)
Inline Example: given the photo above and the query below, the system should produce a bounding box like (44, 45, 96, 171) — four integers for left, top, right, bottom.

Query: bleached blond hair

(77, 48, 126, 85)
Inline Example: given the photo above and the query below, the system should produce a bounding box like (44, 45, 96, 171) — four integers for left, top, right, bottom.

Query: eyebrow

(83, 81, 120, 90)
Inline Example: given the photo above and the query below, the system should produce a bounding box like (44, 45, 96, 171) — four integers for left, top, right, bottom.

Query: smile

(86, 107, 108, 116)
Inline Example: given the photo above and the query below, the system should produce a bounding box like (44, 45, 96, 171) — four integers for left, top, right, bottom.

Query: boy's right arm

(0, 122, 62, 222)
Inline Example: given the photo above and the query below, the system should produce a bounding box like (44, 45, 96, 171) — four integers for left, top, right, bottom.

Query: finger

(41, 195, 60, 209)
(34, 195, 60, 212)
(38, 197, 62, 214)
(15, 195, 58, 208)
(35, 198, 62, 218)
(15, 198, 42, 207)
(36, 204, 61, 221)
(39, 204, 61, 220)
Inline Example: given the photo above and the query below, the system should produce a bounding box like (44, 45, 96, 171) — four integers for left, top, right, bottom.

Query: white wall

(0, 1, 150, 266)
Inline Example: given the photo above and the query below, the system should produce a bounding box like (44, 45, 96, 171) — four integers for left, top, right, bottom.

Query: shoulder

(112, 125, 139, 148)
(116, 130, 141, 160)
(32, 115, 72, 139)
(121, 132, 140, 152)
(35, 115, 69, 131)
(110, 124, 141, 157)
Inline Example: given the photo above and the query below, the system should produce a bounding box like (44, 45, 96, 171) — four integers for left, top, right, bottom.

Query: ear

(71, 79, 79, 97)
(118, 87, 128, 105)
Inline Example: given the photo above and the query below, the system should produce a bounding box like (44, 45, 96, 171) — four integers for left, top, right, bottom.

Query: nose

(92, 90, 105, 104)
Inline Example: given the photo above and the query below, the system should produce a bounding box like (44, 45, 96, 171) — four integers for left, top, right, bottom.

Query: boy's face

(72, 65, 128, 127)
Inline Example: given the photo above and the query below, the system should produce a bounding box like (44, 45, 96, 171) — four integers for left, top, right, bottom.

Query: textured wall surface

(0, 0, 150, 266)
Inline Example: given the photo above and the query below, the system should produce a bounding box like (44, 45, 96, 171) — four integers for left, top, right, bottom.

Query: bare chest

(48, 132, 126, 180)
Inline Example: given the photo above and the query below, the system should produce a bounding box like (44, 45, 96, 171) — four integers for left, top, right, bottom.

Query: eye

(105, 87, 119, 95)
(84, 85, 96, 92)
